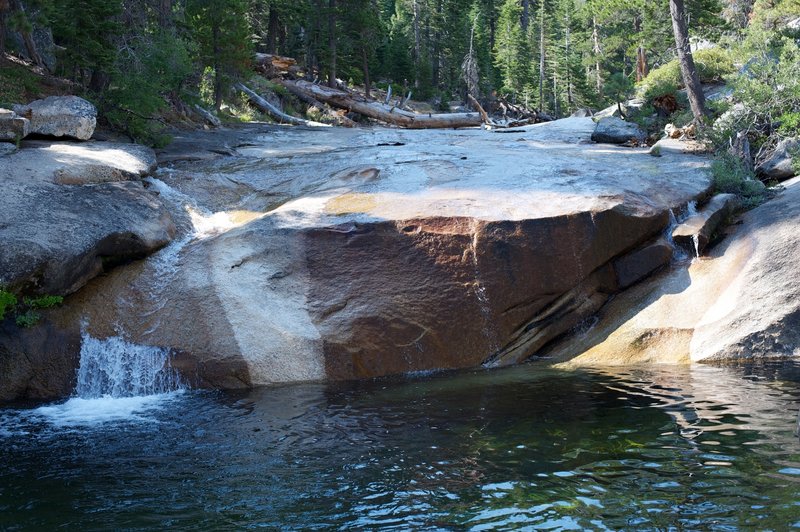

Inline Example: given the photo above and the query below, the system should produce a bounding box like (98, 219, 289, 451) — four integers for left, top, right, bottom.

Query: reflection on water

(2, 362, 800, 530)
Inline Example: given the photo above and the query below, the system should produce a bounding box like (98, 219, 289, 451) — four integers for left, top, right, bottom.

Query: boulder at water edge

(48, 118, 712, 392)
(544, 177, 800, 366)
(13, 95, 97, 140)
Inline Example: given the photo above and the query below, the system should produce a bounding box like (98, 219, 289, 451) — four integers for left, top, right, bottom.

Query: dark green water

(2, 362, 800, 530)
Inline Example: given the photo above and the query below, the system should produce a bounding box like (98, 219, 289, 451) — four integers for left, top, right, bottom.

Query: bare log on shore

(236, 83, 330, 127)
(282, 79, 484, 129)
(193, 104, 221, 127)
(275, 79, 357, 128)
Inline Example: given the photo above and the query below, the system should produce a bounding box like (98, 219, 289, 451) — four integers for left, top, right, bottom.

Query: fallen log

(467, 94, 491, 125)
(275, 79, 357, 128)
(282, 79, 483, 129)
(237, 83, 329, 127)
(193, 104, 221, 127)
(254, 53, 297, 71)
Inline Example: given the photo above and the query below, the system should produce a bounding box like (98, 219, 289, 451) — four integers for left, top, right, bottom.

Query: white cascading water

(665, 209, 689, 262)
(76, 334, 183, 399)
(34, 176, 249, 425)
(33, 334, 184, 426)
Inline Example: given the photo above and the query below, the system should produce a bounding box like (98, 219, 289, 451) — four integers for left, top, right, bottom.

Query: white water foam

(76, 334, 183, 398)
(146, 176, 238, 239)
(32, 394, 181, 427)
(31, 333, 185, 427)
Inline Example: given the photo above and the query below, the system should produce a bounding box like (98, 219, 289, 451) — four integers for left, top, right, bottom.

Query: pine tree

(186, 0, 252, 110)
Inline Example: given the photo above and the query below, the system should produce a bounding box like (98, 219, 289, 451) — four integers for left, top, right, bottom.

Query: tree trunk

(310, 0, 323, 71)
(0, 0, 11, 54)
(669, 0, 707, 122)
(9, 0, 43, 68)
(237, 83, 330, 127)
(328, 0, 337, 88)
(412, 0, 421, 89)
(0, 0, 8, 55)
(521, 0, 529, 31)
(565, 13, 573, 106)
(592, 16, 602, 92)
(276, 79, 357, 126)
(538, 0, 545, 111)
(634, 14, 647, 82)
(159, 0, 172, 28)
(282, 80, 484, 129)
(213, 20, 222, 111)
(267, 7, 279, 54)
(362, 47, 371, 99)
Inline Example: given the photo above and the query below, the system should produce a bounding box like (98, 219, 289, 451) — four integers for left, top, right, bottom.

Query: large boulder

(28, 117, 712, 396)
(591, 117, 646, 144)
(755, 137, 799, 181)
(0, 108, 30, 141)
(0, 140, 174, 296)
(13, 96, 97, 140)
(543, 177, 800, 366)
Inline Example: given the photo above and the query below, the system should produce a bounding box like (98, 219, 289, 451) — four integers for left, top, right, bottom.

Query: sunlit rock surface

(546, 176, 800, 366)
(47, 117, 714, 390)
(0, 140, 172, 295)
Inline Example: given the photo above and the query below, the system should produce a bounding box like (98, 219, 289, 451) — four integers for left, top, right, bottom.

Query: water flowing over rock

(672, 193, 739, 256)
(76, 334, 183, 398)
(544, 177, 800, 366)
(13, 96, 97, 140)
(35, 118, 712, 394)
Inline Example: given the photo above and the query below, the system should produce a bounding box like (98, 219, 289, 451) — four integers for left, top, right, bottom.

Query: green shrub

(729, 39, 800, 137)
(638, 48, 735, 101)
(0, 290, 63, 326)
(709, 152, 770, 208)
(24, 295, 64, 309)
(0, 290, 17, 321)
(15, 310, 41, 328)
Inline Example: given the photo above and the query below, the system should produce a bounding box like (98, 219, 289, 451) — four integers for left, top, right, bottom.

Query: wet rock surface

(44, 118, 713, 393)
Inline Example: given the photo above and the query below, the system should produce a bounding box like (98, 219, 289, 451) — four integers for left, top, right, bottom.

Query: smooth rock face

(0, 322, 81, 402)
(672, 193, 740, 255)
(756, 137, 799, 181)
(613, 238, 673, 289)
(13, 96, 97, 140)
(544, 177, 800, 366)
(591, 117, 646, 144)
(0, 108, 30, 141)
(0, 140, 174, 295)
(0, 142, 17, 157)
(40, 118, 712, 395)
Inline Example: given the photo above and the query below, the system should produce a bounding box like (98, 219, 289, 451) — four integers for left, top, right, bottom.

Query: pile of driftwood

(242, 54, 551, 130)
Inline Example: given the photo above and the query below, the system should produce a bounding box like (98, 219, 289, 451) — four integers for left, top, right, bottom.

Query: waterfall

(692, 234, 701, 259)
(665, 209, 689, 263)
(470, 227, 500, 353)
(31, 333, 184, 426)
(76, 333, 183, 399)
